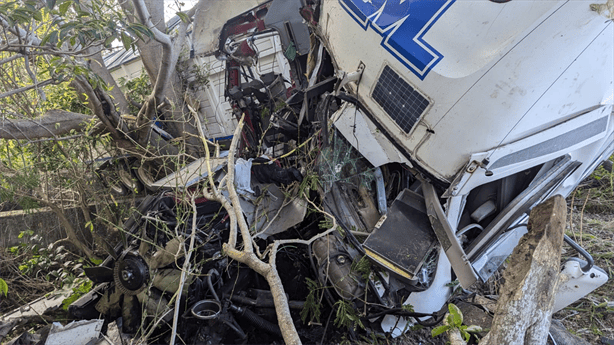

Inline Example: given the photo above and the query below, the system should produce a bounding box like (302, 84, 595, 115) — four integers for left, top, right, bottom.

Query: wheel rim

(104, 174, 126, 195)
(136, 165, 157, 191)
(118, 168, 142, 192)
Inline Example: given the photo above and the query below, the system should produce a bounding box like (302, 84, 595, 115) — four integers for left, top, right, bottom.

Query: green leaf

(24, 2, 36, 13)
(431, 325, 449, 338)
(41, 31, 58, 46)
(59, 1, 70, 15)
(176, 11, 190, 24)
(461, 329, 471, 342)
(59, 21, 77, 31)
(89, 258, 103, 266)
(121, 32, 132, 51)
(46, 0, 56, 9)
(0, 278, 8, 297)
(32, 9, 42, 21)
(59, 27, 71, 40)
(448, 303, 463, 326)
(103, 35, 116, 48)
(12, 11, 30, 24)
(129, 23, 153, 39)
(401, 303, 415, 312)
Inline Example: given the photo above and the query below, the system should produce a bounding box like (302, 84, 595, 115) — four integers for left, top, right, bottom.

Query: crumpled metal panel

(45, 319, 103, 345)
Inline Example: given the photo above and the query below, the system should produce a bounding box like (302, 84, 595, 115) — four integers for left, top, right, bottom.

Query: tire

(100, 171, 128, 196)
(136, 164, 159, 192)
(118, 166, 144, 194)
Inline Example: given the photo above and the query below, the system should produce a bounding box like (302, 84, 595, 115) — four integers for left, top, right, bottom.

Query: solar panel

(372, 65, 430, 133)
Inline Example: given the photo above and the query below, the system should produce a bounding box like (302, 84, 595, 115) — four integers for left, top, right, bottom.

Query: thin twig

(169, 191, 199, 345)
(570, 189, 577, 243)
(579, 190, 590, 247)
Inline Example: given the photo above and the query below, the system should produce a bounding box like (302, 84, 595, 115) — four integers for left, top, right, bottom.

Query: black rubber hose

(230, 305, 282, 336)
(366, 306, 446, 327)
(221, 319, 247, 340)
(366, 308, 438, 320)
(564, 235, 594, 272)
(207, 269, 220, 302)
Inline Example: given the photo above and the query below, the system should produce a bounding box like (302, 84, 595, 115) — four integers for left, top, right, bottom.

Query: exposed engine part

(470, 200, 497, 223)
(152, 268, 191, 294)
(148, 237, 184, 269)
(311, 234, 365, 300)
(68, 283, 108, 319)
(251, 157, 303, 185)
(229, 304, 282, 336)
(95, 286, 122, 316)
(191, 300, 222, 320)
(121, 294, 142, 334)
(207, 268, 221, 302)
(230, 289, 305, 309)
(114, 252, 150, 296)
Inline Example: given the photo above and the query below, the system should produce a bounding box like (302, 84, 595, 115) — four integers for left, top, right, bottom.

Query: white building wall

(107, 33, 291, 140)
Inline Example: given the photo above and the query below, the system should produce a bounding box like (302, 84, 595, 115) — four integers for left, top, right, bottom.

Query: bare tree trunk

(87, 50, 132, 115)
(121, 0, 166, 85)
(122, 0, 203, 157)
(481, 195, 566, 345)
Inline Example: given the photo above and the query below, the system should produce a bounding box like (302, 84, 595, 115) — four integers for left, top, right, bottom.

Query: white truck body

(321, 0, 613, 181)
(318, 0, 613, 333)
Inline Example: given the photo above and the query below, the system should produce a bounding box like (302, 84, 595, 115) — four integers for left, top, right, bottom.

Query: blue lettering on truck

(340, 0, 455, 80)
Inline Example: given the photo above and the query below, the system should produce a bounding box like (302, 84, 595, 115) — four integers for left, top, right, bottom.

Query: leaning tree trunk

(480, 194, 566, 345)
(120, 0, 204, 157)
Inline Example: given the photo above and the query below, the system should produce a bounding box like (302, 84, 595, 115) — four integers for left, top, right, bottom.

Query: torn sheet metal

(264, 0, 311, 56)
(332, 103, 410, 168)
(235, 183, 307, 239)
(45, 319, 103, 345)
(1, 289, 71, 322)
(150, 152, 228, 190)
(363, 189, 438, 281)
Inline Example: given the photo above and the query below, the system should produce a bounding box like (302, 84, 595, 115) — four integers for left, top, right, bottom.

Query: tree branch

(132, 0, 173, 103)
(0, 110, 91, 140)
(0, 78, 56, 99)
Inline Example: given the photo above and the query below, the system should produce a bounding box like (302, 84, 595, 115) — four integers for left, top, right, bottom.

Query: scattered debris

(45, 320, 104, 345)
(1, 290, 71, 322)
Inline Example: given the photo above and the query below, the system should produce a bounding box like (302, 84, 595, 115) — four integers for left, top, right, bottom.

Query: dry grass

(555, 209, 614, 344)
(0, 250, 54, 314)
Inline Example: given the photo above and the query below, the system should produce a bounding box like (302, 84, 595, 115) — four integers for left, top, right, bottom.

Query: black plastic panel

(363, 189, 438, 280)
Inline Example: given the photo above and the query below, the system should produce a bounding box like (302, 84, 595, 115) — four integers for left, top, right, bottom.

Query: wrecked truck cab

(207, 0, 613, 334)
(316, 0, 613, 324)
